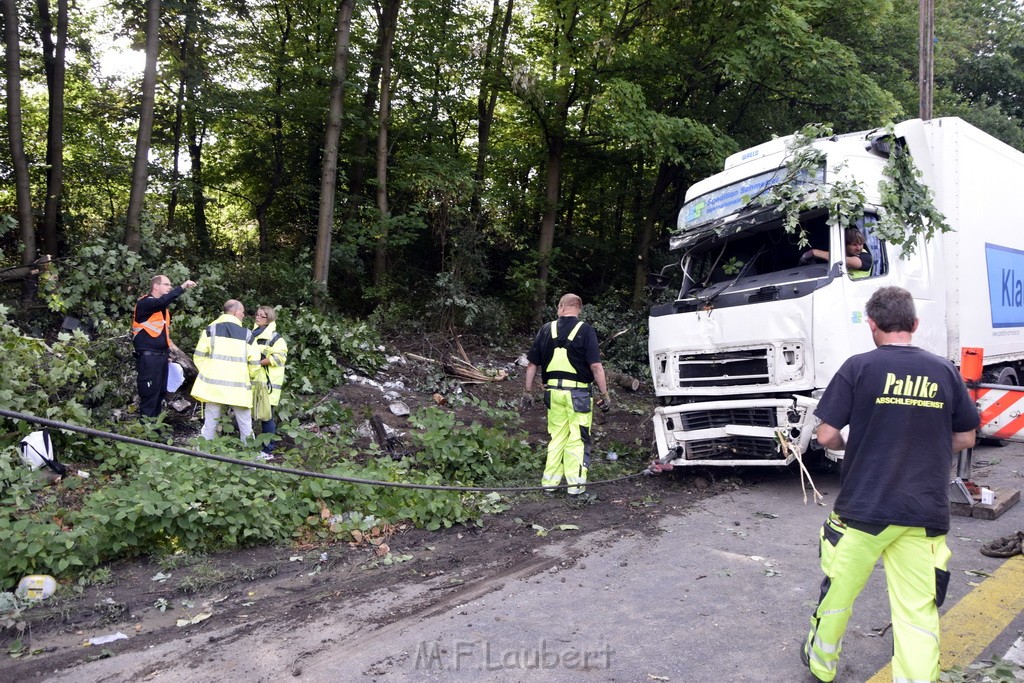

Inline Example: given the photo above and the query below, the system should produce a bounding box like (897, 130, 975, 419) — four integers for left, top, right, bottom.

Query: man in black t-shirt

(522, 293, 610, 497)
(801, 286, 978, 683)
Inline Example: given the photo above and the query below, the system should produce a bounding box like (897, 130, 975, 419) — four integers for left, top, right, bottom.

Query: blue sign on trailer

(985, 242, 1024, 328)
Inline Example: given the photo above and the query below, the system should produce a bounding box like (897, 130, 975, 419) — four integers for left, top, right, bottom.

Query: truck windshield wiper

(698, 244, 767, 309)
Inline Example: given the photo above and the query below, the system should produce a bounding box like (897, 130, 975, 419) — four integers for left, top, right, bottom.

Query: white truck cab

(649, 117, 1024, 466)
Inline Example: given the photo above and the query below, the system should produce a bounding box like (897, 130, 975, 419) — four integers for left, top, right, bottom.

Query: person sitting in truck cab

(799, 228, 873, 278)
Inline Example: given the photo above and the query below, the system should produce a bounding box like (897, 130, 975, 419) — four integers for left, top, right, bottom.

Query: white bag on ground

(18, 430, 67, 475)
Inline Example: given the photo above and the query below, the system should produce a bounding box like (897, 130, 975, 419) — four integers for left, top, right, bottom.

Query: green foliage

(285, 307, 386, 393)
(751, 124, 866, 248)
(581, 300, 650, 378)
(0, 306, 97, 424)
(877, 129, 953, 257)
(408, 399, 538, 486)
(752, 122, 950, 258)
(0, 397, 535, 588)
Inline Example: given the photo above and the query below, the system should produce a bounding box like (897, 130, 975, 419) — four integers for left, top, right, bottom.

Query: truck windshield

(679, 210, 832, 301)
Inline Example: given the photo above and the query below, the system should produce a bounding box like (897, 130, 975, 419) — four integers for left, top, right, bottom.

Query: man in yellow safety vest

(522, 293, 610, 498)
(191, 300, 262, 441)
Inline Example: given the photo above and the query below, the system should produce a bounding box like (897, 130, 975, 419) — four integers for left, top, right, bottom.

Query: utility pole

(919, 0, 934, 120)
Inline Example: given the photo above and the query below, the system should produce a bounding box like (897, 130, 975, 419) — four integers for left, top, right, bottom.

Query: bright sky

(81, 0, 146, 79)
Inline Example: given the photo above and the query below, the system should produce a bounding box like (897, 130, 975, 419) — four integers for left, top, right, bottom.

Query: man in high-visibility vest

(802, 286, 979, 682)
(131, 274, 196, 417)
(191, 299, 262, 441)
(252, 305, 288, 458)
(522, 293, 610, 498)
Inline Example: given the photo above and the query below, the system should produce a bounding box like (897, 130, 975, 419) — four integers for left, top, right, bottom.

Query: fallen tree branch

(405, 352, 508, 383)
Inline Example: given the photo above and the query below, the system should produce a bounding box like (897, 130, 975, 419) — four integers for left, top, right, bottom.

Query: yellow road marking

(867, 554, 1024, 682)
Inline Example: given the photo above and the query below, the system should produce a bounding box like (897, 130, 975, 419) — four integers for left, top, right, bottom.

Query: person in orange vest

(132, 275, 196, 417)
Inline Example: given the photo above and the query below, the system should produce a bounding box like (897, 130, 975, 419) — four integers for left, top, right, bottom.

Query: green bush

(408, 399, 539, 485)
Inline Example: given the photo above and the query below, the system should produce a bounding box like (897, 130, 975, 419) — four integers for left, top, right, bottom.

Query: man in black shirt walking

(802, 286, 978, 682)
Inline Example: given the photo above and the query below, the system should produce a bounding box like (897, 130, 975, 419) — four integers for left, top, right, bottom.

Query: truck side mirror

(647, 272, 671, 290)
(648, 262, 678, 291)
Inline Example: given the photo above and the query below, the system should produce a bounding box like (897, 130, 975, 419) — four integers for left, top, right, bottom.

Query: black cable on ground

(0, 408, 649, 493)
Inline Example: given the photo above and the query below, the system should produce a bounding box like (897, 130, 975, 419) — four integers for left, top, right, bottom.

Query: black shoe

(568, 492, 597, 506)
(800, 640, 827, 682)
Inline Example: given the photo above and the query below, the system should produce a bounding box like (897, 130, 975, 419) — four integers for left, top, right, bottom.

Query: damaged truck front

(649, 117, 1024, 467)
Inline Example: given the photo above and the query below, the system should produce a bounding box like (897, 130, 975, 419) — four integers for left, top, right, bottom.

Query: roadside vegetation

(4, 0, 1024, 654)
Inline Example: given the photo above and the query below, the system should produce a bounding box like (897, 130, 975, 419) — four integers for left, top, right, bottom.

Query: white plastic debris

(606, 451, 618, 461)
(88, 632, 129, 645)
(389, 402, 411, 417)
(166, 362, 185, 392)
(345, 374, 384, 390)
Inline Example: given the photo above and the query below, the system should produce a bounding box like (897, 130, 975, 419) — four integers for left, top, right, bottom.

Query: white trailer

(649, 117, 1024, 466)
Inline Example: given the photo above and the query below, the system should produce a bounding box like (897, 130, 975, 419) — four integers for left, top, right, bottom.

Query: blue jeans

(260, 417, 277, 452)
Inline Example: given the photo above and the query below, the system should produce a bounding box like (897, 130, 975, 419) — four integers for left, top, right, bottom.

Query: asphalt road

(317, 445, 1024, 682)
(47, 443, 1024, 682)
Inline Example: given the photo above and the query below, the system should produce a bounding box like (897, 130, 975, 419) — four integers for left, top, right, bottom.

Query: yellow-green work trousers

(541, 388, 592, 494)
(805, 512, 951, 683)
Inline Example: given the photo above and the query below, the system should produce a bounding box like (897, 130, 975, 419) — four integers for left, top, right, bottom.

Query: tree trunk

(533, 134, 563, 326)
(187, 121, 207, 251)
(167, 3, 196, 235)
(630, 162, 673, 310)
(125, 0, 161, 253)
(372, 0, 401, 287)
(3, 0, 37, 277)
(168, 74, 185, 234)
(36, 0, 67, 258)
(347, 0, 384, 216)
(313, 0, 356, 287)
(471, 0, 514, 225)
(255, 6, 292, 254)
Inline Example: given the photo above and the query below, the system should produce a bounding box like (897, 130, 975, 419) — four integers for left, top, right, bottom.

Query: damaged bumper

(653, 395, 821, 467)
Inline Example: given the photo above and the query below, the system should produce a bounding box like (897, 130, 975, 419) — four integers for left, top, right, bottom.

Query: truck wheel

(983, 367, 1019, 386)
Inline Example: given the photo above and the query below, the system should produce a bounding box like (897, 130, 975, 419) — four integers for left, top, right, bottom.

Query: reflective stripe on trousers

(805, 514, 949, 683)
(540, 387, 592, 494)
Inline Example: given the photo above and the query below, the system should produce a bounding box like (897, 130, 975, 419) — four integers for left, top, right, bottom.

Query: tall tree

(471, 0, 514, 225)
(2, 0, 38, 275)
(371, 0, 400, 287)
(35, 0, 68, 258)
(313, 0, 356, 286)
(124, 0, 161, 253)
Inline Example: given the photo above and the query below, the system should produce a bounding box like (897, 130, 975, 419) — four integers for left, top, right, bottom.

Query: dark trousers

(136, 352, 169, 417)
(260, 416, 277, 452)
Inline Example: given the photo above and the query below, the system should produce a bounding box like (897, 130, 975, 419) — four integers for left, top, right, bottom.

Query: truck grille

(686, 437, 780, 460)
(677, 407, 778, 430)
(677, 349, 770, 387)
(668, 406, 782, 461)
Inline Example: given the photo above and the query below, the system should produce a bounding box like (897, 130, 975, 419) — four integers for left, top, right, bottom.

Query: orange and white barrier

(961, 347, 1024, 442)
